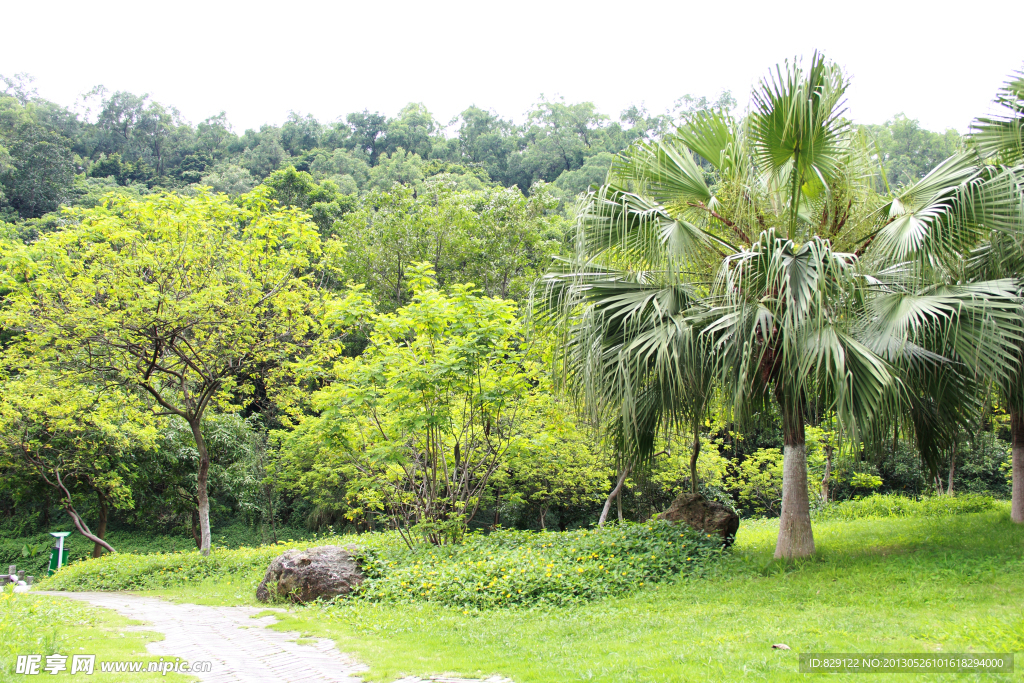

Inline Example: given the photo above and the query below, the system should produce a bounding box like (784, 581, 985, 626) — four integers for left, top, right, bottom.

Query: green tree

(341, 180, 561, 311)
(281, 263, 535, 545)
(280, 112, 322, 156)
(455, 106, 521, 188)
(955, 69, 1024, 522)
(200, 162, 255, 196)
(0, 370, 156, 554)
(0, 97, 75, 218)
(262, 166, 356, 238)
(864, 114, 960, 190)
(504, 393, 611, 530)
(382, 103, 440, 159)
(240, 126, 288, 178)
(369, 149, 425, 191)
(2, 188, 346, 554)
(346, 110, 389, 164)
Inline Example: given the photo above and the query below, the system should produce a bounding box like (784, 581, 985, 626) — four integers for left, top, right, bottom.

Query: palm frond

(971, 69, 1024, 164)
(865, 153, 1022, 266)
(750, 52, 851, 236)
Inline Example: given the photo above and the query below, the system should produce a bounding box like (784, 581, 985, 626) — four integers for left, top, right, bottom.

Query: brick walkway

(35, 592, 511, 683)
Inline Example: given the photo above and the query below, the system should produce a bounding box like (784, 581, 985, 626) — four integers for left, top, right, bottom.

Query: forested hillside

(2, 73, 954, 225)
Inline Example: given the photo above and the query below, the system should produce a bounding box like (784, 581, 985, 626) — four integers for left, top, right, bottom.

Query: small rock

(656, 492, 740, 546)
(772, 643, 791, 650)
(256, 545, 365, 604)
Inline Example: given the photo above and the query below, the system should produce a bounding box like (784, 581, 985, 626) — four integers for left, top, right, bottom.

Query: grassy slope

(0, 592, 192, 683)
(175, 509, 1022, 682)
(24, 508, 1024, 682)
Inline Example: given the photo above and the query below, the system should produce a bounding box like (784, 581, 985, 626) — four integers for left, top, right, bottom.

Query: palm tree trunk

(774, 401, 815, 559)
(1012, 408, 1024, 524)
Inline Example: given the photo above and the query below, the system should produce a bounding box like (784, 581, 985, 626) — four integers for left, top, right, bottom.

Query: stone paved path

(36, 592, 511, 683)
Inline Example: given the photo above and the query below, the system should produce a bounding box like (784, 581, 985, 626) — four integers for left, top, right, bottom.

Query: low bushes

(814, 493, 997, 521)
(0, 525, 318, 578)
(354, 520, 726, 609)
(36, 521, 726, 609)
(36, 543, 303, 591)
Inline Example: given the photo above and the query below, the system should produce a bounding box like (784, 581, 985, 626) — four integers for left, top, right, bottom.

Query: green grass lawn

(137, 507, 1024, 682)
(0, 591, 193, 683)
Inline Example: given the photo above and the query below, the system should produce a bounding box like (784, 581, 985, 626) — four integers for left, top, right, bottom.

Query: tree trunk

(63, 505, 115, 554)
(191, 509, 201, 549)
(774, 401, 815, 559)
(947, 444, 956, 497)
(189, 419, 213, 556)
(616, 488, 623, 522)
(821, 444, 833, 503)
(92, 492, 109, 558)
(599, 466, 630, 526)
(1012, 408, 1024, 524)
(690, 431, 700, 494)
(48, 470, 115, 553)
(539, 506, 548, 530)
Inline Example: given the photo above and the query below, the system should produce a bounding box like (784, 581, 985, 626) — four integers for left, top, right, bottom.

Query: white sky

(2, 0, 1022, 134)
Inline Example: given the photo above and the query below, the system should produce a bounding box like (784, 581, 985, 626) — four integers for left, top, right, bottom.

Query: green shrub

(35, 543, 306, 591)
(814, 493, 997, 521)
(352, 520, 726, 609)
(0, 526, 319, 579)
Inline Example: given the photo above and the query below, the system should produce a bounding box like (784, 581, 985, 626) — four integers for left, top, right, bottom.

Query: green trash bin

(47, 532, 72, 576)
(47, 548, 69, 576)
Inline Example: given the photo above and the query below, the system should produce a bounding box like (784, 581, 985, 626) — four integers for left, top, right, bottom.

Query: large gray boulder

(657, 492, 739, 546)
(256, 545, 364, 604)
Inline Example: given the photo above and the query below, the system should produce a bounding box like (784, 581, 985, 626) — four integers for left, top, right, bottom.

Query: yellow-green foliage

(814, 492, 997, 521)
(356, 521, 725, 609)
(725, 447, 785, 515)
(647, 432, 729, 496)
(36, 543, 306, 592)
(0, 590, 67, 673)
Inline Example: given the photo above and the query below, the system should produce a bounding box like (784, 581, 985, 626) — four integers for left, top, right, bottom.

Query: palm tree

(970, 70, 1024, 523)
(863, 68, 1024, 520)
(539, 54, 1022, 558)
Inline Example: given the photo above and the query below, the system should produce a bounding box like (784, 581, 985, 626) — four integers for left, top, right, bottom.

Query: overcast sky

(2, 0, 1022, 134)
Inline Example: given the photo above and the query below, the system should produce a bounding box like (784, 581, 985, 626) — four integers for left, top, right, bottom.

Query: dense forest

(0, 65, 1014, 565)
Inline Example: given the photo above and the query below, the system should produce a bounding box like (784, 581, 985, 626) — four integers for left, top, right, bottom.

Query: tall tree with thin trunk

(4, 189, 344, 555)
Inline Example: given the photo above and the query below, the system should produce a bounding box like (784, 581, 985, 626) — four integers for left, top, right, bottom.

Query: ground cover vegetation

(0, 54, 1021, 643)
(13, 504, 1020, 682)
(0, 590, 192, 682)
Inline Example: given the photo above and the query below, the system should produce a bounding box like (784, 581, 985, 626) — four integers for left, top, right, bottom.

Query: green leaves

(971, 70, 1024, 165)
(5, 189, 342, 418)
(750, 53, 850, 237)
(284, 265, 540, 543)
